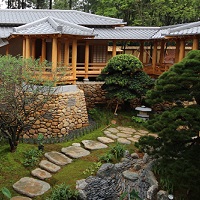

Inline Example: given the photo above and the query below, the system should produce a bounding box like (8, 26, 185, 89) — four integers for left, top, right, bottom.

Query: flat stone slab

(61, 146, 90, 158)
(148, 133, 158, 137)
(133, 135, 141, 139)
(103, 130, 111, 135)
(116, 133, 131, 138)
(116, 126, 136, 133)
(82, 140, 108, 150)
(127, 137, 138, 142)
(104, 132, 118, 139)
(117, 138, 131, 145)
(45, 151, 72, 166)
(106, 127, 119, 133)
(31, 168, 52, 180)
(97, 137, 114, 144)
(123, 170, 139, 181)
(13, 177, 50, 198)
(11, 196, 32, 200)
(72, 143, 81, 147)
(138, 129, 149, 134)
(39, 160, 61, 173)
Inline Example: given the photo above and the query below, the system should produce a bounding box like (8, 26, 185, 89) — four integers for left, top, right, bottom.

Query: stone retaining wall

(23, 85, 89, 139)
(77, 82, 107, 109)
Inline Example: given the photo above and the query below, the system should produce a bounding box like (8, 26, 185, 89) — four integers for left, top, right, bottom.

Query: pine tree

(137, 50, 200, 199)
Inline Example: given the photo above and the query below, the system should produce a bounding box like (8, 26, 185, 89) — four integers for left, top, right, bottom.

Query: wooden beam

(139, 41, 144, 63)
(159, 40, 165, 64)
(72, 39, 77, 84)
(152, 41, 157, 73)
(52, 37, 58, 74)
(64, 39, 69, 67)
(41, 39, 46, 62)
(6, 44, 9, 55)
(112, 40, 117, 57)
(57, 40, 62, 66)
(25, 36, 30, 59)
(22, 38, 26, 58)
(192, 37, 199, 50)
(31, 39, 36, 59)
(179, 39, 185, 62)
(84, 41, 89, 80)
(175, 39, 180, 63)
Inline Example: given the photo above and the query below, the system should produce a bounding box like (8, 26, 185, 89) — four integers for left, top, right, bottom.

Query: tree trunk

(8, 138, 18, 152)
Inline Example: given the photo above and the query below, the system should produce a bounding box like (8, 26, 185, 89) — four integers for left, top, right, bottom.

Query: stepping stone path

(61, 146, 90, 158)
(12, 126, 150, 199)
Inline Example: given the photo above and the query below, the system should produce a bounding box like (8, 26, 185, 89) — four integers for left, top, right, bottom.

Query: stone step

(13, 177, 50, 198)
(45, 151, 72, 166)
(39, 160, 61, 173)
(97, 137, 115, 144)
(117, 138, 131, 145)
(82, 140, 108, 150)
(11, 196, 32, 200)
(61, 146, 90, 158)
(31, 168, 52, 180)
(104, 132, 119, 140)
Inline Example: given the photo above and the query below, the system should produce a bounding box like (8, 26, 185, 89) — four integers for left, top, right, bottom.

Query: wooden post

(152, 40, 157, 73)
(6, 44, 9, 55)
(52, 37, 58, 74)
(139, 41, 144, 63)
(159, 40, 165, 64)
(112, 40, 117, 57)
(179, 39, 185, 62)
(175, 39, 180, 63)
(25, 36, 30, 59)
(23, 38, 26, 58)
(57, 40, 62, 66)
(72, 39, 77, 84)
(84, 41, 89, 80)
(64, 39, 69, 67)
(31, 39, 36, 59)
(192, 37, 199, 50)
(41, 38, 46, 62)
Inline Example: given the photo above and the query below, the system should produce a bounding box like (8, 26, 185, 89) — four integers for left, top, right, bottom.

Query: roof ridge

(169, 21, 200, 33)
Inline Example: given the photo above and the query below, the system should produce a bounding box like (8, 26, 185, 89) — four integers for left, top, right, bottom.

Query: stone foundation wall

(24, 85, 89, 139)
(77, 82, 107, 109)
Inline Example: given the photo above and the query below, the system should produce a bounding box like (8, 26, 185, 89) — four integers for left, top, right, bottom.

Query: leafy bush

(46, 183, 79, 200)
(22, 149, 43, 167)
(83, 162, 102, 175)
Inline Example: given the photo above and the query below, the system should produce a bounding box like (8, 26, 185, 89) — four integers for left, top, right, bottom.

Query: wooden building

(0, 9, 199, 84)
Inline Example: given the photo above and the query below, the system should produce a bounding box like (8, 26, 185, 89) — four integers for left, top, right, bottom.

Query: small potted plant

(37, 133, 44, 151)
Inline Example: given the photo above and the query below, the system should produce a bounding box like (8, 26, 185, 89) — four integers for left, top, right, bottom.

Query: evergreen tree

(137, 50, 200, 199)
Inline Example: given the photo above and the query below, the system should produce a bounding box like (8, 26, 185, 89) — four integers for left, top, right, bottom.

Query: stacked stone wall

(77, 82, 107, 109)
(23, 86, 89, 139)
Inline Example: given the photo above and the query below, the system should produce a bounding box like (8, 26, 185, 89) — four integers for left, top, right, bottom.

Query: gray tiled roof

(0, 9, 124, 26)
(93, 27, 160, 40)
(13, 17, 95, 36)
(0, 27, 13, 38)
(167, 21, 200, 36)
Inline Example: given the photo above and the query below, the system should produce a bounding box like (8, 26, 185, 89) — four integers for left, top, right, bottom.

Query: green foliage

(138, 50, 200, 199)
(119, 189, 142, 200)
(132, 116, 147, 124)
(83, 162, 102, 175)
(99, 142, 125, 163)
(98, 54, 153, 105)
(46, 183, 79, 200)
(22, 148, 43, 167)
(37, 133, 44, 146)
(1, 187, 12, 199)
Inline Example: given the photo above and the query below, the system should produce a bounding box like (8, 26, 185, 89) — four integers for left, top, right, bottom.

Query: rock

(147, 185, 158, 200)
(31, 168, 52, 180)
(11, 197, 32, 200)
(131, 153, 139, 159)
(143, 153, 150, 164)
(157, 190, 169, 200)
(148, 133, 158, 138)
(138, 129, 149, 134)
(106, 127, 119, 133)
(13, 177, 50, 198)
(133, 135, 141, 139)
(97, 163, 116, 178)
(122, 170, 139, 181)
(116, 126, 136, 133)
(97, 137, 114, 144)
(82, 140, 108, 150)
(117, 138, 131, 145)
(116, 133, 130, 138)
(76, 179, 87, 190)
(39, 160, 61, 173)
(72, 143, 81, 147)
(103, 130, 111, 135)
(44, 151, 72, 166)
(127, 137, 138, 142)
(104, 133, 118, 140)
(61, 146, 90, 158)
(134, 164, 141, 171)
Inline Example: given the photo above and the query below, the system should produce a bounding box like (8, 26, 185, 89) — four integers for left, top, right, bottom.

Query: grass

(0, 106, 143, 200)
